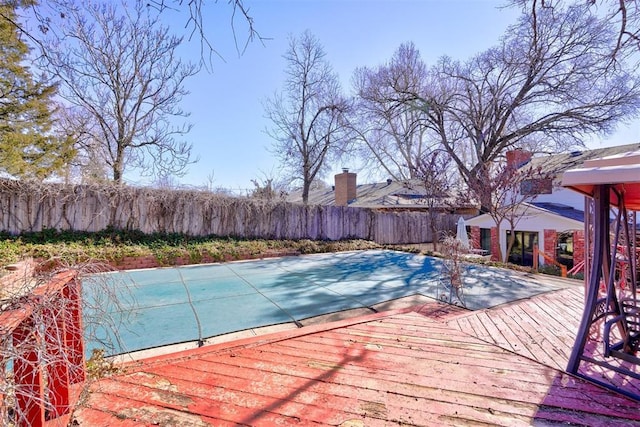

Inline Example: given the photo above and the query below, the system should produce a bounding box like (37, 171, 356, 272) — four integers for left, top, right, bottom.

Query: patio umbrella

(456, 216, 470, 250)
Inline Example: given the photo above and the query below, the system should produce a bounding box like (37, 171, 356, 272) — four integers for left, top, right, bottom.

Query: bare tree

(248, 169, 289, 201)
(595, 0, 640, 57)
(5, 0, 261, 70)
(264, 31, 351, 204)
(510, 0, 640, 61)
(415, 150, 459, 252)
(475, 158, 552, 262)
(400, 2, 640, 211)
(42, 0, 198, 183)
(351, 43, 435, 181)
(145, 0, 262, 61)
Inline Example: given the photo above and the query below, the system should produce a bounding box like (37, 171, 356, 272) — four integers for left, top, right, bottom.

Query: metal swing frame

(563, 154, 640, 401)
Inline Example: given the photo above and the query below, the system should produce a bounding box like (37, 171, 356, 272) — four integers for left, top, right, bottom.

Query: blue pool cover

(82, 250, 565, 355)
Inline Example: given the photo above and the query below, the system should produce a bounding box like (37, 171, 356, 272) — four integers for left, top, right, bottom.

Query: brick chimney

(506, 148, 532, 169)
(335, 168, 356, 206)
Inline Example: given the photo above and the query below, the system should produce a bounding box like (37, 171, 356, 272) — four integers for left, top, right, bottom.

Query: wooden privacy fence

(0, 180, 459, 244)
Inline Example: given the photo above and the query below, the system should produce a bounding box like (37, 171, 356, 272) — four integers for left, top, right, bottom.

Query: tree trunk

(302, 182, 310, 205)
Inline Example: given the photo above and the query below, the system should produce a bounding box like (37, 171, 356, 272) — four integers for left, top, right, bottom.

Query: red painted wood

(447, 288, 583, 371)
(63, 279, 85, 384)
(44, 300, 71, 418)
(13, 318, 45, 427)
(72, 287, 640, 425)
(0, 270, 84, 427)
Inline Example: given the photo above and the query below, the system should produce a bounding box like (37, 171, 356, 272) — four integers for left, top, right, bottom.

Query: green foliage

(85, 348, 120, 380)
(0, 229, 383, 267)
(538, 264, 564, 277)
(0, 3, 76, 179)
(569, 271, 584, 281)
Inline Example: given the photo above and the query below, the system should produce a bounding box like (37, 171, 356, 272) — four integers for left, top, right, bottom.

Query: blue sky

(153, 0, 639, 192)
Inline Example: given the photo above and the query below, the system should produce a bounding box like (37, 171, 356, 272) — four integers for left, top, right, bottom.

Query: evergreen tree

(0, 3, 75, 179)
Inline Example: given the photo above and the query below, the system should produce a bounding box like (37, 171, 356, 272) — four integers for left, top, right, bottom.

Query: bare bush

(0, 259, 135, 426)
(438, 235, 468, 307)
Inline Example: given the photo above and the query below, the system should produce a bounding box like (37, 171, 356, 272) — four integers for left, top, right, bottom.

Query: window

(556, 231, 574, 270)
(520, 178, 552, 195)
(506, 230, 539, 267)
(480, 228, 491, 253)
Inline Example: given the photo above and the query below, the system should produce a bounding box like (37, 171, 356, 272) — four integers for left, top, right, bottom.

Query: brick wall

(543, 229, 557, 263)
(334, 171, 357, 206)
(573, 229, 585, 268)
(506, 149, 533, 169)
(490, 227, 501, 262)
(470, 226, 481, 249)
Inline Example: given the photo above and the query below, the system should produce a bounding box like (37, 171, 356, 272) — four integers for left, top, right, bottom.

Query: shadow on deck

(71, 286, 640, 426)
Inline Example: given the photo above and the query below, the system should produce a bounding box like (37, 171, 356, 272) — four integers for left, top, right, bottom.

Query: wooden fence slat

(0, 181, 462, 244)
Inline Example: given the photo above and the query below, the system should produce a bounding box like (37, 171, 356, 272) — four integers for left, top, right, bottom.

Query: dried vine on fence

(0, 179, 458, 244)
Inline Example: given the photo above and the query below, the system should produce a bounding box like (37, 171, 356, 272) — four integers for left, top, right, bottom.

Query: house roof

(529, 202, 585, 223)
(524, 142, 640, 181)
(288, 178, 478, 209)
(466, 202, 584, 230)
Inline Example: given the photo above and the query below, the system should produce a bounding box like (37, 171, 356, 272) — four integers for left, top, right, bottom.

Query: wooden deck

(70, 286, 640, 426)
(445, 285, 585, 371)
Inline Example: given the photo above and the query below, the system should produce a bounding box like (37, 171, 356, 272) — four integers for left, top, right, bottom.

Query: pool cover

(82, 250, 565, 355)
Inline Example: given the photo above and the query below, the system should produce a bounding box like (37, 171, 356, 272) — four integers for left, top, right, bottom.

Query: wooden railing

(533, 245, 567, 278)
(0, 270, 85, 427)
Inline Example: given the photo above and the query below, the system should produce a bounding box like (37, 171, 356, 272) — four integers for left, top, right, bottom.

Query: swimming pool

(82, 250, 565, 356)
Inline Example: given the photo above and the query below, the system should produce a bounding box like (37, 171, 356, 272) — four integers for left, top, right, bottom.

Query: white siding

(466, 205, 582, 265)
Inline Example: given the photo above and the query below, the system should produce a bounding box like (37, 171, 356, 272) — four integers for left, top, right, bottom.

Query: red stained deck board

(193, 344, 544, 400)
(96, 354, 555, 426)
(86, 377, 357, 426)
(145, 360, 536, 421)
(460, 309, 495, 342)
(208, 329, 637, 417)
(410, 302, 468, 320)
(72, 406, 153, 427)
(474, 310, 516, 351)
(478, 306, 567, 369)
(521, 298, 578, 344)
(493, 305, 563, 367)
(270, 330, 548, 377)
(72, 289, 640, 426)
(76, 390, 260, 426)
(485, 307, 539, 360)
(113, 366, 486, 426)
(447, 288, 583, 371)
(517, 292, 580, 358)
(535, 289, 584, 326)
